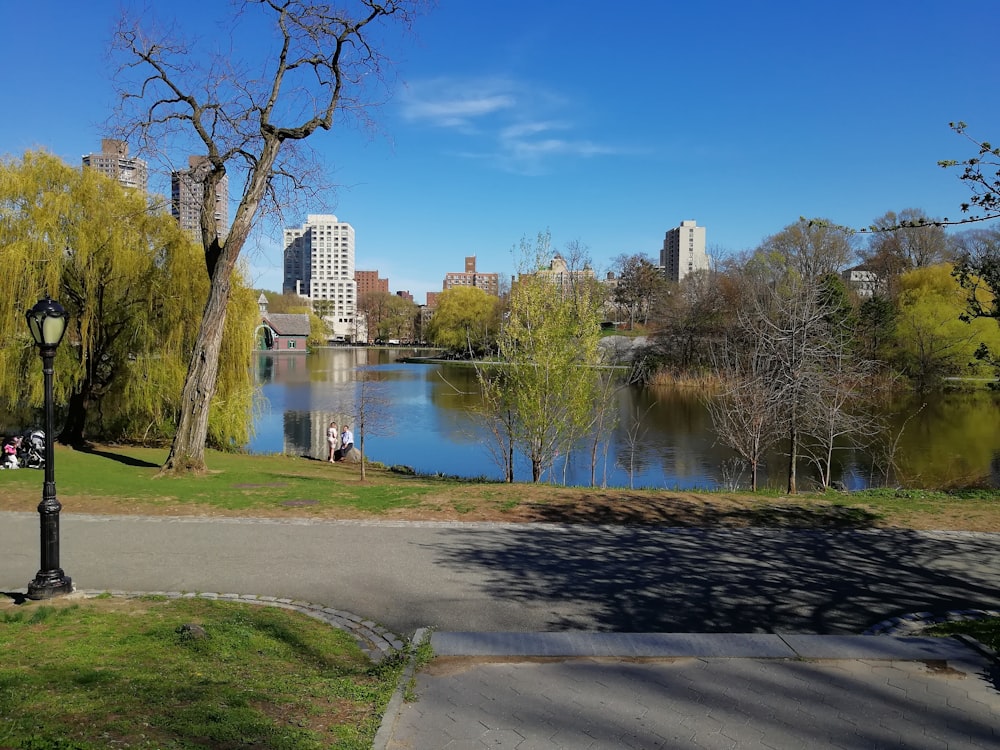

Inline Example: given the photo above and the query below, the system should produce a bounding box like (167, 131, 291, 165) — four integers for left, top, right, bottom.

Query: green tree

(113, 0, 423, 473)
(491, 232, 604, 482)
(856, 295, 897, 364)
(893, 263, 1000, 389)
(0, 150, 257, 447)
(426, 286, 500, 355)
(610, 253, 665, 329)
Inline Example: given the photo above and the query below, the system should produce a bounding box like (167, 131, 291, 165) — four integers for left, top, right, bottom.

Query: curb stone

(866, 608, 1000, 663)
(372, 626, 432, 750)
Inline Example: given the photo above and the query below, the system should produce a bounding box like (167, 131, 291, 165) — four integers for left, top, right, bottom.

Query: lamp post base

(26, 571, 73, 600)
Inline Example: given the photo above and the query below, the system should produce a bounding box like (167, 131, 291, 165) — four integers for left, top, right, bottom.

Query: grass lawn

(0, 595, 404, 750)
(0, 443, 999, 530)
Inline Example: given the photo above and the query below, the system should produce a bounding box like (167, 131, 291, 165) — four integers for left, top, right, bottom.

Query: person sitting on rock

(335, 425, 355, 462)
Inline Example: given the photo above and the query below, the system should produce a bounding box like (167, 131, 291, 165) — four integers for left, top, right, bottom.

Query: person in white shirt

(326, 421, 339, 462)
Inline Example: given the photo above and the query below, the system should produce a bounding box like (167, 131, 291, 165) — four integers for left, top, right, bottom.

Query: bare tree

(706, 334, 783, 492)
(709, 268, 878, 494)
(800, 342, 886, 490)
(755, 219, 855, 281)
(474, 365, 516, 483)
(347, 367, 393, 481)
(620, 401, 655, 490)
(112, 1, 421, 473)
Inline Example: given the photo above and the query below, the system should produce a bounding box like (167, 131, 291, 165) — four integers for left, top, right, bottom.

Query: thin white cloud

(400, 78, 517, 129)
(399, 76, 625, 174)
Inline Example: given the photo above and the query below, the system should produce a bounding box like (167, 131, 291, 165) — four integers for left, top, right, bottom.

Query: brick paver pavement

(384, 635, 1000, 749)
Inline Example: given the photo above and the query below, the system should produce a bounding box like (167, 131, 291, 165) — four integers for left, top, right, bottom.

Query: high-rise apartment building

(355, 270, 389, 297)
(82, 139, 148, 193)
(661, 220, 710, 283)
(443, 255, 499, 296)
(171, 156, 229, 238)
(283, 214, 357, 340)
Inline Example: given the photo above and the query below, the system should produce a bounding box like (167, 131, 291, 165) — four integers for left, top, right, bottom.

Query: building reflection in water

(255, 351, 370, 459)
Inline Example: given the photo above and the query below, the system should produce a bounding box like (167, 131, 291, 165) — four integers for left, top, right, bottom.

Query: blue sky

(2, 1, 998, 302)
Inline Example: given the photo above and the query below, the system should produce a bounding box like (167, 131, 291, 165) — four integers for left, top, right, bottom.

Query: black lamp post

(25, 296, 72, 600)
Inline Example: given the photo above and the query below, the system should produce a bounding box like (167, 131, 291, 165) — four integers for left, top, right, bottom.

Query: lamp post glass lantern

(25, 296, 72, 599)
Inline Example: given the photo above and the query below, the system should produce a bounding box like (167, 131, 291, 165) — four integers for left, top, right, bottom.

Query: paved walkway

(5, 515, 1000, 747)
(379, 632, 1000, 749)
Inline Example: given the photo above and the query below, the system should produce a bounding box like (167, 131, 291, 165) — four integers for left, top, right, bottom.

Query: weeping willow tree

(0, 150, 256, 448)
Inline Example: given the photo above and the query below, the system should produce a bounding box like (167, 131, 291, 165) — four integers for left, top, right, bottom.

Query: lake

(248, 348, 1000, 490)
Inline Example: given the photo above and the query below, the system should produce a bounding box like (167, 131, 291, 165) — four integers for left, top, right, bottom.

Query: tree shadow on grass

(75, 446, 160, 469)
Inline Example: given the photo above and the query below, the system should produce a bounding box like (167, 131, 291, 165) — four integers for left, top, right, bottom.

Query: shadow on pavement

(429, 525, 1000, 634)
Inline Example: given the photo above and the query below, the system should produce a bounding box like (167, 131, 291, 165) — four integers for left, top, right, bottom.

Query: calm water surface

(249, 348, 1000, 490)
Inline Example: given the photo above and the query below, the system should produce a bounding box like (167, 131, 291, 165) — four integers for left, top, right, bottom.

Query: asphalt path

(3, 512, 1000, 637)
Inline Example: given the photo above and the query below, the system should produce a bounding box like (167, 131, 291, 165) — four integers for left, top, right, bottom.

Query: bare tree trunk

(162, 261, 233, 472)
(787, 423, 798, 494)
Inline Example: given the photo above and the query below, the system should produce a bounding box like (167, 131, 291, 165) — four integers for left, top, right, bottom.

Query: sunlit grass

(1, 443, 999, 530)
(0, 596, 404, 749)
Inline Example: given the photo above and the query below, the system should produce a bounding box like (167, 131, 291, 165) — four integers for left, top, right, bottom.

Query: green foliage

(611, 253, 667, 328)
(0, 444, 434, 513)
(857, 295, 897, 362)
(426, 286, 500, 355)
(491, 231, 605, 482)
(0, 151, 257, 447)
(892, 263, 1000, 388)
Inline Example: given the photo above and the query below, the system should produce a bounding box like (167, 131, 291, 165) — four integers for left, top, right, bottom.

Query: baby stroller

(20, 430, 45, 469)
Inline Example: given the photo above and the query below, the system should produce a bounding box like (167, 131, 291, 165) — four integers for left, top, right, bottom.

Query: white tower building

(661, 220, 710, 283)
(283, 214, 357, 341)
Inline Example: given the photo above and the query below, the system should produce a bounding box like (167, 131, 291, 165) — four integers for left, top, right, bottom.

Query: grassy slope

(0, 444, 998, 530)
(0, 596, 402, 749)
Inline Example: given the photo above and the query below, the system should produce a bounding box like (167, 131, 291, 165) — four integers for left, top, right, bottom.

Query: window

(287, 340, 297, 349)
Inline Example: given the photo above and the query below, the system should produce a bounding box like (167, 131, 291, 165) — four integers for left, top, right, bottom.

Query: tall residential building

(171, 156, 229, 238)
(82, 139, 148, 193)
(283, 214, 357, 340)
(661, 220, 710, 282)
(355, 270, 389, 297)
(443, 255, 499, 296)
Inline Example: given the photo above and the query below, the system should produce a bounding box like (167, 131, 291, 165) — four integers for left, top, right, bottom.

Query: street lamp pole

(25, 296, 72, 600)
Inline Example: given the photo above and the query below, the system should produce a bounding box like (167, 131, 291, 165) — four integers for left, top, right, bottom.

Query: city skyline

(2, 1, 998, 300)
